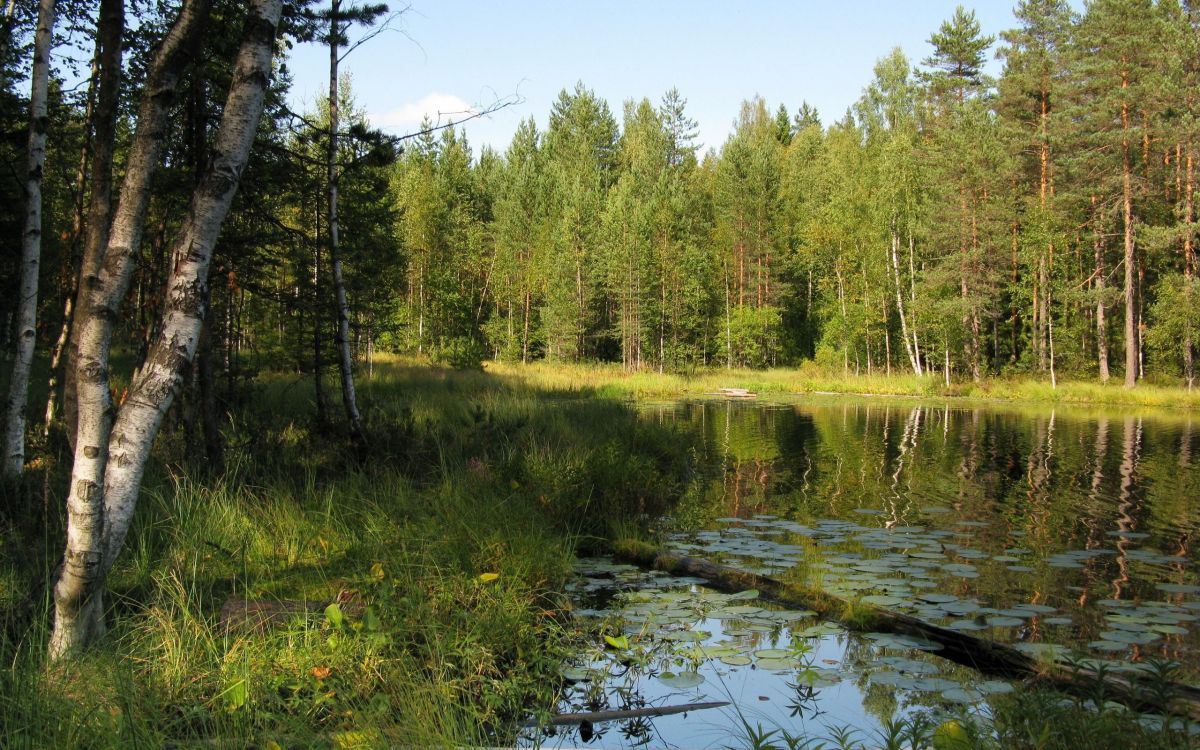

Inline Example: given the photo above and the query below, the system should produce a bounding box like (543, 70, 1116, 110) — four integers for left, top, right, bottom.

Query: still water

(529, 398, 1200, 749)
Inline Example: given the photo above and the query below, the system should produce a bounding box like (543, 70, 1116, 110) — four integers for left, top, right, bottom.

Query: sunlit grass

(476, 356, 1200, 411)
(0, 359, 696, 747)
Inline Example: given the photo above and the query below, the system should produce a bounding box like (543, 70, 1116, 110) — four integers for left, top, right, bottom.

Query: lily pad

(560, 666, 597, 682)
(657, 671, 705, 689)
(756, 657, 798, 671)
(942, 687, 984, 703)
(1157, 583, 1200, 595)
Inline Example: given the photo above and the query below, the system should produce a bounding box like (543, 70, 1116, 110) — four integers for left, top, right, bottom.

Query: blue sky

(283, 1, 1029, 157)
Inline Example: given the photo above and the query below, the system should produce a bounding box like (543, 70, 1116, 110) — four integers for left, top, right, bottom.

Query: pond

(526, 398, 1200, 749)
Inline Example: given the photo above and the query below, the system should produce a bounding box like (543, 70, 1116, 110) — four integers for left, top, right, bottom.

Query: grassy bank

(1, 357, 1195, 749)
(485, 358, 1200, 411)
(0, 360, 694, 747)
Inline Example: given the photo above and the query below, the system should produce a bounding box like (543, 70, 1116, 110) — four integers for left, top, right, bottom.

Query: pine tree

(1070, 0, 1166, 387)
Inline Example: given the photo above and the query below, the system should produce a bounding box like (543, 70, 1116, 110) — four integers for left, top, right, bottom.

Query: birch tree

(317, 0, 387, 448)
(2, 0, 54, 478)
(50, 0, 283, 658)
(53, 0, 124, 443)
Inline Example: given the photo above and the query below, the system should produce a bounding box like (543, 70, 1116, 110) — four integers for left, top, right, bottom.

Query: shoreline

(476, 359, 1200, 416)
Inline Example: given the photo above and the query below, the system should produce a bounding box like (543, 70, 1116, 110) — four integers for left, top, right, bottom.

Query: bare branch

(338, 4, 409, 62)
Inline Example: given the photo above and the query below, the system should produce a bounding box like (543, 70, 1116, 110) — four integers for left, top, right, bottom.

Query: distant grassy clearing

(480, 358, 1200, 412)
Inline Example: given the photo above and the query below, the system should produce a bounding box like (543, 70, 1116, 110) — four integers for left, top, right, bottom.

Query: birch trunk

(45, 34, 101, 438)
(61, 0, 124, 447)
(50, 0, 280, 659)
(326, 0, 367, 448)
(890, 229, 920, 375)
(2, 0, 54, 478)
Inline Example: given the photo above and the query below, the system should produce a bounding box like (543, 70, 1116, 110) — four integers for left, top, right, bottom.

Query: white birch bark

(327, 0, 367, 447)
(2, 0, 54, 478)
(49, 0, 210, 660)
(890, 229, 921, 376)
(102, 0, 282, 571)
(50, 0, 282, 659)
(61, 0, 125, 445)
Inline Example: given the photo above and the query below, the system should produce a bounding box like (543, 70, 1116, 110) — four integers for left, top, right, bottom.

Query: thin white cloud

(370, 92, 475, 130)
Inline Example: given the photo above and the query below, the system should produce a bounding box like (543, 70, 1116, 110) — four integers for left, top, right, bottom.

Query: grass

(483, 357, 1200, 412)
(0, 358, 696, 748)
(1, 354, 1196, 748)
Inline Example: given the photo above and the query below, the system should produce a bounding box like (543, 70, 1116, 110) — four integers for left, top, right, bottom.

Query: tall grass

(0, 359, 696, 747)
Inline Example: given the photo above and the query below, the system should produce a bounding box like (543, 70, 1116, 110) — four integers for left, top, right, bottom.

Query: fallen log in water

(612, 540, 1200, 721)
(711, 388, 756, 399)
(520, 700, 730, 727)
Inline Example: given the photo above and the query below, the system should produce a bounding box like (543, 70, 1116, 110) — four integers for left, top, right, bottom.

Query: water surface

(534, 398, 1200, 748)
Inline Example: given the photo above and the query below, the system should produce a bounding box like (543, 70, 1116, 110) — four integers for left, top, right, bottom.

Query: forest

(4, 1, 1200, 407)
(2, 0, 1200, 748)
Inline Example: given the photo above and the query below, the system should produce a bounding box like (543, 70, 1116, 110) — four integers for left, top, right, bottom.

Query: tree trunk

(2, 0, 54, 478)
(891, 230, 920, 375)
(50, 0, 279, 659)
(327, 0, 366, 448)
(53, 0, 208, 652)
(45, 36, 102, 438)
(1094, 198, 1110, 383)
(1185, 148, 1195, 389)
(312, 223, 330, 424)
(1121, 82, 1138, 388)
(61, 0, 124, 448)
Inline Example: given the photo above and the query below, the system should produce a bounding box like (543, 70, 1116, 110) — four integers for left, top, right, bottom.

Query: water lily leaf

(753, 648, 792, 659)
(756, 657, 798, 671)
(720, 655, 753, 666)
(909, 677, 959, 692)
(1098, 630, 1159, 645)
(862, 595, 906, 607)
(728, 589, 761, 601)
(871, 670, 903, 686)
(713, 605, 766, 618)
(919, 593, 960, 604)
(1157, 583, 1200, 595)
(1012, 604, 1056, 614)
(942, 687, 983, 703)
(769, 609, 816, 622)
(657, 671, 705, 689)
(560, 666, 597, 682)
(1150, 624, 1189, 635)
(1014, 643, 1070, 659)
(976, 680, 1015, 695)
